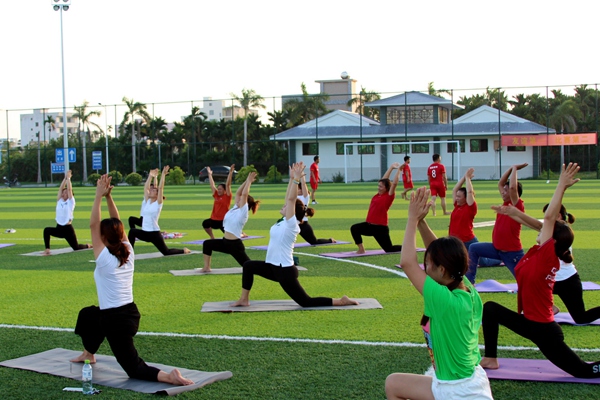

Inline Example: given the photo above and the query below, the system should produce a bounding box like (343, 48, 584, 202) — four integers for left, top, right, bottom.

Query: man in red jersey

(310, 155, 320, 204)
(427, 154, 449, 216)
(400, 155, 413, 200)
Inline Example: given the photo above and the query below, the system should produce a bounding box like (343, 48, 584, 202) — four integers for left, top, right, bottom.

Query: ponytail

(100, 218, 131, 267)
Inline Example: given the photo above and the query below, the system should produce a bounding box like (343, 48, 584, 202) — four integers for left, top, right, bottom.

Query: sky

(1, 0, 598, 138)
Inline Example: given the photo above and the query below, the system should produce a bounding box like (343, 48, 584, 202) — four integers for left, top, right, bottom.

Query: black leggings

(350, 222, 402, 253)
(127, 229, 184, 256)
(242, 261, 332, 307)
(128, 216, 143, 230)
(299, 222, 332, 245)
(482, 301, 600, 378)
(554, 273, 600, 324)
(202, 238, 249, 267)
(43, 224, 88, 251)
(74, 303, 160, 381)
(202, 218, 225, 232)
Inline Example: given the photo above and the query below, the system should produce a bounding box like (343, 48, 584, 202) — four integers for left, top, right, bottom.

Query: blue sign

(92, 151, 102, 170)
(55, 148, 64, 163)
(51, 163, 65, 174)
(68, 148, 76, 163)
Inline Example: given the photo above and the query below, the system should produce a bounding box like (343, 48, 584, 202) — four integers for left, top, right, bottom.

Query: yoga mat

(21, 247, 92, 256)
(485, 357, 600, 384)
(320, 248, 425, 258)
(248, 241, 351, 250)
(131, 250, 202, 260)
(182, 236, 264, 245)
(201, 298, 382, 312)
(0, 243, 15, 249)
(475, 279, 600, 293)
(554, 312, 600, 326)
(170, 266, 307, 276)
(0, 348, 233, 395)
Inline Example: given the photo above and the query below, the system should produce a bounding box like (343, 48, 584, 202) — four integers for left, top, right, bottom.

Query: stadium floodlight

(52, 0, 71, 11)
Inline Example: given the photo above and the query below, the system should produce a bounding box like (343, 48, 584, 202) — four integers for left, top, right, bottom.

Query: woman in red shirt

(480, 163, 600, 378)
(350, 162, 402, 254)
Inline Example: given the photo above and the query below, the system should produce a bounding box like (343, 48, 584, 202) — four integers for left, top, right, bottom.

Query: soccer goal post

(343, 140, 461, 184)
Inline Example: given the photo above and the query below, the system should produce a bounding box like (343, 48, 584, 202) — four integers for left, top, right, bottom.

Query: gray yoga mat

(170, 266, 307, 276)
(134, 250, 202, 260)
(201, 298, 382, 312)
(0, 348, 233, 395)
(22, 247, 92, 256)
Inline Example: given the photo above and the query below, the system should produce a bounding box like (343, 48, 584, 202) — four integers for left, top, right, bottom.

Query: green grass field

(1, 180, 600, 399)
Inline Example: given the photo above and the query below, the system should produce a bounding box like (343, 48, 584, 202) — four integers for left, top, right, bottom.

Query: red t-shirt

(310, 162, 320, 183)
(449, 201, 477, 242)
(401, 163, 412, 184)
(427, 162, 445, 185)
(366, 192, 395, 226)
(210, 192, 232, 221)
(492, 198, 524, 251)
(515, 238, 558, 323)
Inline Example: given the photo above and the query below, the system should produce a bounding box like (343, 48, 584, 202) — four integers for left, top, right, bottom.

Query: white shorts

(425, 365, 493, 399)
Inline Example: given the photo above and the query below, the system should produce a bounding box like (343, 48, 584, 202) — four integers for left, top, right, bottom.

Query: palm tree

(231, 89, 265, 166)
(427, 82, 451, 99)
(549, 99, 582, 166)
(347, 88, 381, 120)
(121, 97, 150, 173)
(283, 83, 330, 127)
(73, 101, 103, 181)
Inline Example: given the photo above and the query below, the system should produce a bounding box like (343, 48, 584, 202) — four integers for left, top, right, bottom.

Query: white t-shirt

(94, 242, 134, 310)
(141, 199, 162, 231)
(223, 204, 249, 239)
(55, 197, 75, 226)
(297, 195, 309, 222)
(555, 247, 577, 281)
(265, 216, 300, 267)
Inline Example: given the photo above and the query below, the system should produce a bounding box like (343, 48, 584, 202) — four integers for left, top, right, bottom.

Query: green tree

(347, 88, 381, 120)
(121, 96, 150, 173)
(283, 83, 330, 127)
(231, 89, 266, 167)
(549, 99, 583, 166)
(73, 100, 103, 181)
(427, 82, 451, 99)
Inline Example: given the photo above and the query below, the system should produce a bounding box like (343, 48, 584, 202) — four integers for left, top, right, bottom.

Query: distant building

(20, 109, 78, 146)
(196, 97, 258, 122)
(283, 72, 359, 113)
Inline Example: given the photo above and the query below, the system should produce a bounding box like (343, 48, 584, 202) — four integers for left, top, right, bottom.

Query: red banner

(501, 133, 597, 147)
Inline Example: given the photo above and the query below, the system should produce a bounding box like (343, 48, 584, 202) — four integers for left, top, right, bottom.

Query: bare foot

(195, 267, 211, 273)
(444, 211, 452, 215)
(161, 369, 194, 386)
(334, 295, 359, 306)
(432, 212, 437, 217)
(330, 238, 337, 243)
(480, 357, 499, 369)
(356, 249, 366, 254)
(230, 299, 250, 307)
(70, 351, 96, 364)
(43, 249, 51, 256)
(87, 244, 93, 249)
(552, 304, 560, 315)
(183, 248, 191, 254)
(240, 232, 248, 238)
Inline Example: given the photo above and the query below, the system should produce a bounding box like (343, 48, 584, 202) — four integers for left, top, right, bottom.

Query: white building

(197, 97, 258, 122)
(20, 109, 78, 146)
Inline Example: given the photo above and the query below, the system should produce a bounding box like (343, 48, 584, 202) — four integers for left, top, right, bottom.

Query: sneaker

(312, 201, 318, 205)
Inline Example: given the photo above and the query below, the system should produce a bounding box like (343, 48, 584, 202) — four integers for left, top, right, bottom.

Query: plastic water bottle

(82, 359, 93, 394)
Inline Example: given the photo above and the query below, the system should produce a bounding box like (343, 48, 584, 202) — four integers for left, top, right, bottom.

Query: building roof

(365, 91, 462, 110)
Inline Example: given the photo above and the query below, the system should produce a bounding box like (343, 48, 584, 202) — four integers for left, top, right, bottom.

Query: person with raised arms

(202, 165, 234, 239)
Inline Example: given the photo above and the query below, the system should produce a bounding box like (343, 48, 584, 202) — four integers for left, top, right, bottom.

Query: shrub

(167, 166, 186, 185)
(108, 170, 123, 184)
(332, 171, 345, 183)
(125, 172, 143, 186)
(87, 173, 101, 186)
(235, 165, 259, 184)
(265, 165, 282, 183)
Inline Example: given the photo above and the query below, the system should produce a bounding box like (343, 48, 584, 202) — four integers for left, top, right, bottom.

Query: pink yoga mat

(485, 358, 600, 384)
(475, 279, 600, 293)
(183, 236, 264, 245)
(554, 312, 600, 326)
(0, 243, 15, 249)
(320, 248, 425, 258)
(249, 241, 351, 250)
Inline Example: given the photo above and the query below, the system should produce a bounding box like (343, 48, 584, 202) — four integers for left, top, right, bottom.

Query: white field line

(2, 323, 600, 353)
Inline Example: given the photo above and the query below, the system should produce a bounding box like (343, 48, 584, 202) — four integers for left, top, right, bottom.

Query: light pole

(52, 0, 71, 172)
(99, 103, 109, 173)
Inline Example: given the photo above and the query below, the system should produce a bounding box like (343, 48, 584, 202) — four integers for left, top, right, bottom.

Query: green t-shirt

(422, 275, 482, 381)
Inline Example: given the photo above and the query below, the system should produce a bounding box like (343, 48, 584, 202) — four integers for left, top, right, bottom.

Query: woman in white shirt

(70, 174, 193, 386)
(297, 174, 335, 245)
(231, 163, 357, 308)
(43, 170, 91, 255)
(127, 166, 189, 256)
(199, 172, 260, 272)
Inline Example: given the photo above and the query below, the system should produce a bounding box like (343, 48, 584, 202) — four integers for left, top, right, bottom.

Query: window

(438, 108, 449, 124)
(470, 139, 488, 152)
(336, 142, 353, 155)
(507, 146, 526, 152)
(447, 139, 465, 153)
(386, 106, 434, 125)
(392, 141, 409, 154)
(302, 142, 319, 156)
(412, 143, 429, 153)
(209, 110, 214, 116)
(358, 142, 375, 155)
(35, 122, 39, 127)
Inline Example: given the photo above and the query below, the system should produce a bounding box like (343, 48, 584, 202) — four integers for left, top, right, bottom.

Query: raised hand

(408, 187, 431, 222)
(465, 168, 475, 179)
(206, 167, 213, 175)
(513, 163, 529, 170)
(558, 163, 580, 190)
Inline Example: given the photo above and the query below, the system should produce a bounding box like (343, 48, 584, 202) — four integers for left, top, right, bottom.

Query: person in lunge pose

(43, 170, 92, 255)
(199, 172, 259, 272)
(127, 166, 190, 256)
(480, 163, 600, 379)
(70, 174, 193, 386)
(297, 173, 335, 245)
(231, 163, 358, 308)
(466, 163, 527, 283)
(386, 187, 493, 400)
(350, 162, 403, 254)
(202, 165, 234, 239)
